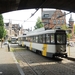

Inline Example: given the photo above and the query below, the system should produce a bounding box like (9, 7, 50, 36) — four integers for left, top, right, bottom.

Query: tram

(11, 37, 18, 44)
(18, 29, 67, 58)
(18, 35, 26, 46)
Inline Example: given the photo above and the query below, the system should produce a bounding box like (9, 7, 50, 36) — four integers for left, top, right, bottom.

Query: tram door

(56, 33, 66, 53)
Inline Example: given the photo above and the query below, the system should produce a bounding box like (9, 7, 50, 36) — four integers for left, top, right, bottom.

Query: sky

(2, 8, 75, 30)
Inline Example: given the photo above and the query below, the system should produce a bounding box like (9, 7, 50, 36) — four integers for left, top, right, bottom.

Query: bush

(8, 40, 11, 43)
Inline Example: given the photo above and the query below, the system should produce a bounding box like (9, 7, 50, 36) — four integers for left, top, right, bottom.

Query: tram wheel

(52, 55, 55, 58)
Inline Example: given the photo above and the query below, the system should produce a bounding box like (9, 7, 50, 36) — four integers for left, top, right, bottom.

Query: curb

(67, 57, 75, 61)
(11, 53, 25, 75)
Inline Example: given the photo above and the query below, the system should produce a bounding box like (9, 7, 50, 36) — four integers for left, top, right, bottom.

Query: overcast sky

(2, 8, 75, 30)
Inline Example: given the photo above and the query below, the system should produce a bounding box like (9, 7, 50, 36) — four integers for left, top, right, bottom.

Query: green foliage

(8, 39, 11, 43)
(67, 33, 72, 39)
(61, 24, 72, 39)
(61, 24, 68, 30)
(0, 14, 5, 39)
(0, 14, 4, 26)
(3, 29, 7, 38)
(34, 17, 43, 29)
(0, 26, 4, 38)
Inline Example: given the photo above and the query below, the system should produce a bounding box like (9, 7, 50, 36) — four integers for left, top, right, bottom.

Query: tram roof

(26, 29, 66, 37)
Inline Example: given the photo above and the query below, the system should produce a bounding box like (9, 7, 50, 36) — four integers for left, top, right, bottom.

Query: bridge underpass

(0, 0, 75, 14)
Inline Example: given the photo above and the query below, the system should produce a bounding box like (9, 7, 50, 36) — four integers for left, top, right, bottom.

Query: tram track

(18, 52, 45, 75)
(13, 49, 75, 75)
(14, 50, 59, 75)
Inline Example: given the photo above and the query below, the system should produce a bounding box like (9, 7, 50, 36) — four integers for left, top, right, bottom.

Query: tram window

(26, 37, 30, 41)
(18, 38, 19, 41)
(32, 36, 35, 42)
(21, 37, 23, 41)
(22, 37, 26, 41)
(56, 34, 66, 44)
(32, 36, 34, 42)
(35, 36, 38, 43)
(26, 37, 28, 41)
(27, 37, 30, 42)
(51, 34, 55, 43)
(31, 36, 33, 42)
(29, 37, 32, 42)
(46, 34, 50, 43)
(38, 35, 43, 43)
(43, 34, 46, 43)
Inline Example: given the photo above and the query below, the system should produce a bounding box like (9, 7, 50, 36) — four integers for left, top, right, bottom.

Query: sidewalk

(66, 46, 75, 61)
(0, 45, 21, 75)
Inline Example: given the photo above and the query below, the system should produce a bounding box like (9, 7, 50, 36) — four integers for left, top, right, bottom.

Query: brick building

(42, 9, 66, 29)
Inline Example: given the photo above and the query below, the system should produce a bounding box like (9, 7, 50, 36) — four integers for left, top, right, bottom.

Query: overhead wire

(57, 12, 71, 19)
(22, 0, 47, 24)
(4, 19, 36, 22)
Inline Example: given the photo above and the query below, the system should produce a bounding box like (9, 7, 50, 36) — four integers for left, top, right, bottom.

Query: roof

(1, 0, 75, 14)
(42, 10, 55, 19)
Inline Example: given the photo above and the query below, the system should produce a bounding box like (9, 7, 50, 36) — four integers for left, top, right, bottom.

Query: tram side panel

(25, 41, 56, 57)
(47, 45, 56, 57)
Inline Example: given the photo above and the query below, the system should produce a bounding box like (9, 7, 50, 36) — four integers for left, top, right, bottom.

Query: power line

(22, 0, 47, 24)
(57, 12, 71, 19)
(4, 19, 36, 22)
(4, 0, 48, 25)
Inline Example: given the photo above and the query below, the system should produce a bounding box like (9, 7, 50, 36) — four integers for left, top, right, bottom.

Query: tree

(0, 14, 4, 26)
(61, 24, 72, 40)
(0, 14, 5, 48)
(74, 24, 75, 34)
(34, 17, 43, 29)
(3, 29, 7, 39)
(61, 24, 68, 30)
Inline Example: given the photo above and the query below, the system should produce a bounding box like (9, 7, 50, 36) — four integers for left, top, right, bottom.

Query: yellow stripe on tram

(30, 42, 32, 50)
(42, 44, 47, 56)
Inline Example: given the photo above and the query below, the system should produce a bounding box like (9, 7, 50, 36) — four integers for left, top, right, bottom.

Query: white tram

(11, 37, 18, 44)
(18, 29, 67, 58)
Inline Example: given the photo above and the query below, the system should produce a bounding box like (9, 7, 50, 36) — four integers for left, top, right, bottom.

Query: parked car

(3, 41, 9, 45)
(67, 41, 74, 47)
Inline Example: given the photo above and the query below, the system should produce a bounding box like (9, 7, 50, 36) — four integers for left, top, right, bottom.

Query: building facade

(4, 21, 23, 40)
(42, 9, 75, 42)
(42, 9, 66, 29)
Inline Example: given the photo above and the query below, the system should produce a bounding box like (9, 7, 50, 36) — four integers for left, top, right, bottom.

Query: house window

(53, 20, 56, 24)
(44, 14, 49, 18)
(58, 20, 60, 24)
(61, 20, 64, 24)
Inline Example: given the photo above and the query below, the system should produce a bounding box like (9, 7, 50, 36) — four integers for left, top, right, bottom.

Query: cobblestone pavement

(12, 48, 75, 75)
(0, 45, 21, 75)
